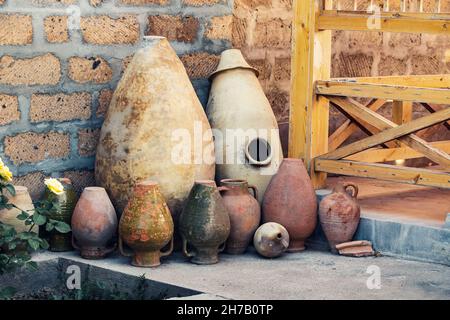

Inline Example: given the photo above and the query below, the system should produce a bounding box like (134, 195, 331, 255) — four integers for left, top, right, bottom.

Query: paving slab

(33, 249, 450, 300)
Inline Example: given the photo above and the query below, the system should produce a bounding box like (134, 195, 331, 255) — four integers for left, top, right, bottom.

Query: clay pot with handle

(71, 187, 118, 259)
(262, 158, 317, 252)
(219, 179, 260, 254)
(253, 222, 289, 258)
(119, 181, 174, 268)
(179, 180, 230, 265)
(319, 183, 361, 253)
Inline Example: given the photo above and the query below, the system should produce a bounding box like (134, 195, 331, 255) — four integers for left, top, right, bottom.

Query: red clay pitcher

(319, 183, 360, 253)
(219, 179, 260, 254)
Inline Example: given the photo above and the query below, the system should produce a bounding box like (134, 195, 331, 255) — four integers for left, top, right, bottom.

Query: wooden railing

(289, 0, 450, 189)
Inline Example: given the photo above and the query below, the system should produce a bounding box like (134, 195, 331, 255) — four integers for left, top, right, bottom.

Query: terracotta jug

(253, 222, 289, 258)
(262, 158, 317, 252)
(95, 36, 215, 222)
(41, 178, 78, 252)
(0, 186, 36, 233)
(71, 187, 118, 259)
(319, 183, 361, 253)
(179, 180, 230, 264)
(219, 179, 260, 254)
(119, 181, 174, 267)
(206, 49, 283, 204)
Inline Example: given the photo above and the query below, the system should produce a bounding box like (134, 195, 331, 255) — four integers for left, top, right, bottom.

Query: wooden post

(289, 0, 331, 189)
(392, 100, 413, 151)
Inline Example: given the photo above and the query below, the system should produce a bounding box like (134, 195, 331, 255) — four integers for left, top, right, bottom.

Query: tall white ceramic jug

(206, 49, 283, 203)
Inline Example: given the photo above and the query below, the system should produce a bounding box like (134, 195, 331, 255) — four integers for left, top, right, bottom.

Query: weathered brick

(89, 0, 103, 6)
(378, 54, 407, 76)
(234, 0, 272, 8)
(348, 31, 382, 50)
(5, 132, 70, 165)
(267, 86, 289, 122)
(13, 171, 47, 200)
(63, 170, 96, 195)
(0, 94, 20, 125)
(205, 16, 232, 40)
(180, 52, 220, 79)
(97, 89, 113, 117)
(68, 56, 113, 84)
(273, 57, 291, 81)
(38, 0, 76, 4)
(182, 0, 220, 6)
(254, 18, 291, 49)
(247, 58, 271, 80)
(411, 54, 443, 75)
(44, 16, 69, 43)
(146, 15, 199, 43)
(81, 15, 139, 45)
(0, 14, 33, 45)
(30, 92, 91, 123)
(332, 52, 373, 78)
(78, 128, 100, 156)
(232, 17, 247, 48)
(119, 0, 168, 4)
(0, 54, 61, 86)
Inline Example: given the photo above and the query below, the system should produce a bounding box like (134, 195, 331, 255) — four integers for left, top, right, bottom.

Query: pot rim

(220, 179, 247, 185)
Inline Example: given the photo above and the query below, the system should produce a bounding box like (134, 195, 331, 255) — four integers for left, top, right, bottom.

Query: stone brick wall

(0, 0, 232, 198)
(231, 0, 450, 160)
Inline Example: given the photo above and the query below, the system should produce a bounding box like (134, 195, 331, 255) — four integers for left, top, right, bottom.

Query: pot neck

(220, 179, 248, 193)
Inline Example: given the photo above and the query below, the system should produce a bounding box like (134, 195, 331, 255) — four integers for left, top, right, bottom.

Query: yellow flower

(44, 178, 65, 195)
(0, 164, 13, 182)
(0, 158, 13, 182)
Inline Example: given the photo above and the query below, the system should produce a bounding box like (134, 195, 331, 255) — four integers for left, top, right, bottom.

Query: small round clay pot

(262, 158, 317, 252)
(71, 187, 118, 259)
(179, 180, 230, 265)
(319, 183, 361, 253)
(219, 179, 260, 254)
(253, 222, 289, 258)
(119, 181, 174, 268)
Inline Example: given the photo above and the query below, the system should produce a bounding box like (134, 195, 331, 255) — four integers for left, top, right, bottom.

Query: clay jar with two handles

(119, 181, 174, 267)
(179, 180, 230, 265)
(219, 179, 260, 254)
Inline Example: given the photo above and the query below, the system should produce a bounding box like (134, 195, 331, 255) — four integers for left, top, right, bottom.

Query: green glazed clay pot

(40, 178, 78, 252)
(119, 181, 174, 267)
(179, 180, 230, 265)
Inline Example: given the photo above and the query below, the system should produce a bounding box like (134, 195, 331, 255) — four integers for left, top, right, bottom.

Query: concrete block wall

(0, 0, 232, 197)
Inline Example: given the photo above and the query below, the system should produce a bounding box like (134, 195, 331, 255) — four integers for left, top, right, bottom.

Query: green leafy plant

(0, 160, 70, 276)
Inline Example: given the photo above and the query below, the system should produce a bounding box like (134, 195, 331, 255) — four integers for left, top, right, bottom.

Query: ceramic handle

(344, 183, 359, 199)
(160, 237, 174, 257)
(71, 235, 81, 250)
(248, 185, 258, 200)
(218, 242, 226, 253)
(218, 186, 229, 193)
(118, 237, 133, 257)
(182, 236, 195, 258)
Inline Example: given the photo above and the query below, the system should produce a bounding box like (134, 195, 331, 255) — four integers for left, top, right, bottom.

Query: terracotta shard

(336, 240, 375, 257)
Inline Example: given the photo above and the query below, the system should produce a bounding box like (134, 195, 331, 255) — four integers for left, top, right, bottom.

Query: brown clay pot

(318, 183, 361, 253)
(253, 222, 289, 258)
(119, 181, 174, 268)
(71, 187, 118, 259)
(219, 179, 260, 254)
(262, 158, 317, 252)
